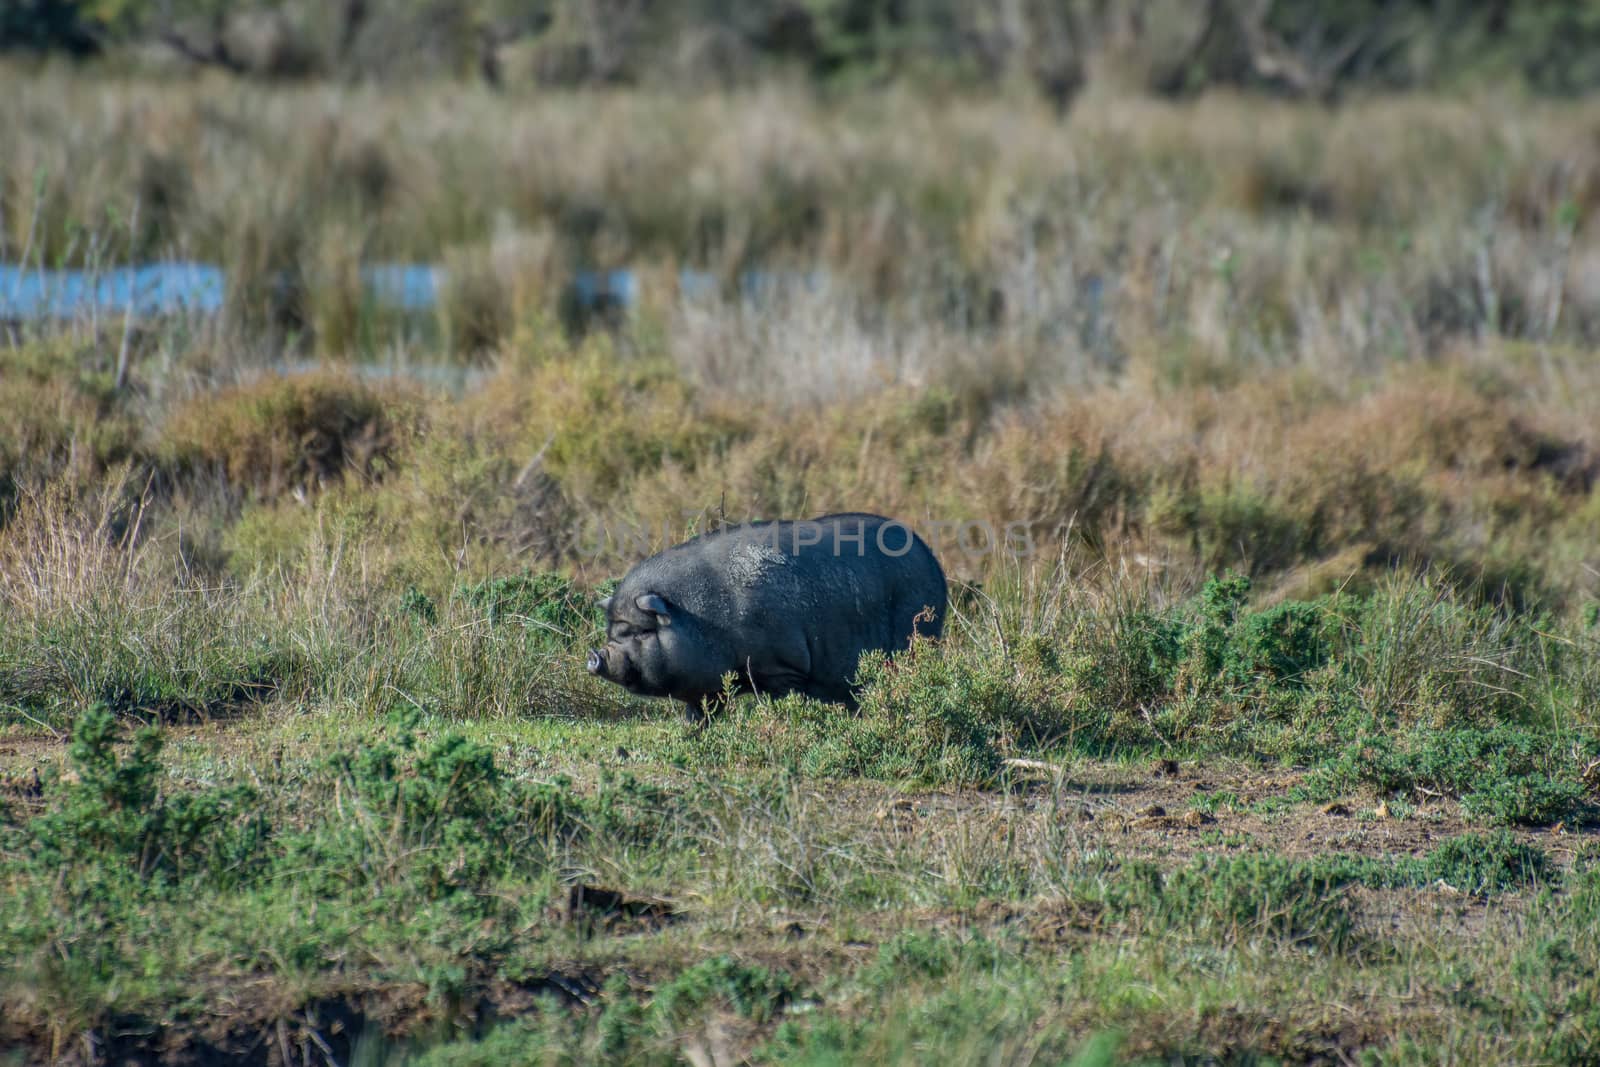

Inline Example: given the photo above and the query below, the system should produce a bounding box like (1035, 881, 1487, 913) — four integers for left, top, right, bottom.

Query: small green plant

(1312, 724, 1591, 826)
(1105, 853, 1355, 950)
(1068, 603, 1185, 725)
(1190, 790, 1244, 816)
(595, 973, 650, 1059)
(455, 572, 590, 647)
(310, 709, 579, 903)
(1301, 832, 1551, 897)
(651, 955, 797, 1026)
(1422, 831, 1552, 895)
(688, 643, 1005, 786)
(1183, 572, 1254, 681)
(867, 930, 961, 982)
(400, 584, 439, 623)
(22, 704, 267, 891)
(1176, 574, 1340, 694)
(1229, 599, 1337, 686)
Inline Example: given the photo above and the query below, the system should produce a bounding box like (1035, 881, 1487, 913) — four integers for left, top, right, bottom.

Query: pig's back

(630, 513, 945, 644)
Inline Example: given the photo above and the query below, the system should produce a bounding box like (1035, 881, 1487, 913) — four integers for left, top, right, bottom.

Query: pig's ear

(598, 596, 613, 614)
(635, 593, 671, 624)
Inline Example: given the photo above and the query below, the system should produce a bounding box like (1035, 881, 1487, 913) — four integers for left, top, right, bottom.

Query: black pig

(586, 513, 946, 715)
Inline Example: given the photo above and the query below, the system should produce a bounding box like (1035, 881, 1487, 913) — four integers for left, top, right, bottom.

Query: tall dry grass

(5, 68, 1600, 381)
(2, 72, 1597, 631)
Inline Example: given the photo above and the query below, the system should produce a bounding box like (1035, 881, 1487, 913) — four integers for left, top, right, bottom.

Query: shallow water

(0, 262, 832, 320)
(0, 262, 227, 318)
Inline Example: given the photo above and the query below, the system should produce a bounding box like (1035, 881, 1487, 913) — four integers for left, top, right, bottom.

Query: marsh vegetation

(2, 24, 1600, 1063)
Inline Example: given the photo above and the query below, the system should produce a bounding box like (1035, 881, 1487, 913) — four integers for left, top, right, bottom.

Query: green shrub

(596, 973, 650, 1061)
(1183, 572, 1254, 681)
(408, 1022, 559, 1067)
(1105, 853, 1355, 950)
(651, 955, 797, 1026)
(1175, 573, 1343, 693)
(454, 571, 592, 647)
(1230, 599, 1338, 686)
(862, 930, 1006, 990)
(304, 709, 579, 903)
(19, 704, 268, 891)
(1424, 831, 1552, 895)
(1313, 724, 1591, 826)
(1061, 601, 1185, 742)
(867, 930, 961, 982)
(1303, 851, 1412, 889)
(400, 584, 439, 623)
(1461, 774, 1591, 827)
(1309, 832, 1552, 897)
(688, 643, 1006, 786)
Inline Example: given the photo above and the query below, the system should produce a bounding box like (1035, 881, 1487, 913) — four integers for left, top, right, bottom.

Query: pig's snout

(586, 648, 605, 675)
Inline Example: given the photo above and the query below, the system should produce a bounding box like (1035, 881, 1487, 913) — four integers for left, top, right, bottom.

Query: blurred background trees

(4, 0, 1600, 99)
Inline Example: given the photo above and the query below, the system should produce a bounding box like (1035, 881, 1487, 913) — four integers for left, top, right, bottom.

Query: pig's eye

(610, 623, 635, 639)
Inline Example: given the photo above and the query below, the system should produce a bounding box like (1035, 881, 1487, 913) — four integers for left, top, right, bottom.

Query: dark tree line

(6, 0, 1600, 98)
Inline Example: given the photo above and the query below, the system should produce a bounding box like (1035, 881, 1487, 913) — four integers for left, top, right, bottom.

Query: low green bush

(19, 704, 267, 891)
(1104, 853, 1355, 951)
(686, 643, 1006, 786)
(0, 706, 679, 1034)
(1423, 831, 1553, 895)
(454, 571, 595, 648)
(1308, 831, 1553, 896)
(1312, 725, 1592, 826)
(652, 955, 797, 1026)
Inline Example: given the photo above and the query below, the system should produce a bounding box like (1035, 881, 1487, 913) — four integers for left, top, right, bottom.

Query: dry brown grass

(0, 474, 147, 621)
(136, 346, 1589, 620)
(6, 71, 1600, 385)
(158, 369, 422, 502)
(3, 73, 1598, 614)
